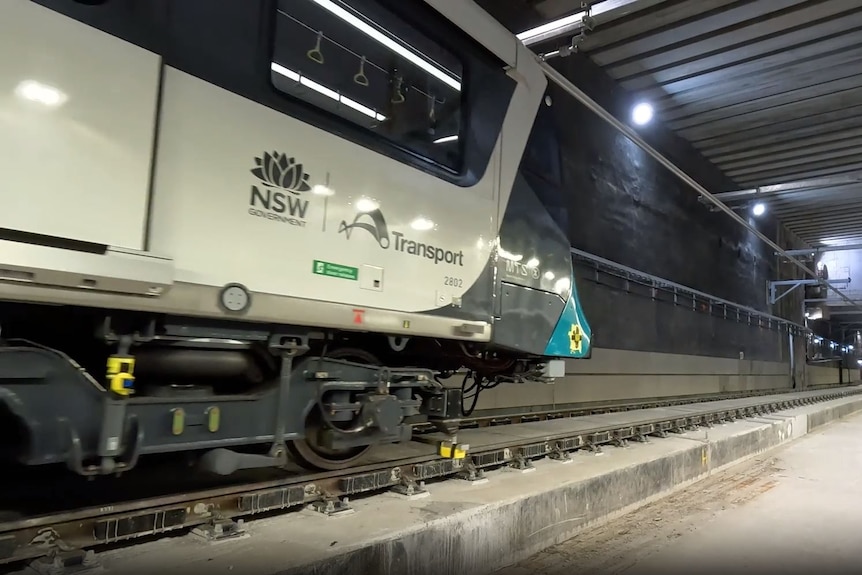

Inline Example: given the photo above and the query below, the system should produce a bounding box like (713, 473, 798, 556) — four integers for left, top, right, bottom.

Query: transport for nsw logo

(247, 151, 311, 227)
(338, 206, 464, 267)
(338, 208, 391, 248)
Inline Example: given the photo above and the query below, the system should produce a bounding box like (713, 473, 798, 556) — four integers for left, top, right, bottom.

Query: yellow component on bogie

(206, 406, 221, 433)
(106, 355, 136, 396)
(171, 408, 185, 436)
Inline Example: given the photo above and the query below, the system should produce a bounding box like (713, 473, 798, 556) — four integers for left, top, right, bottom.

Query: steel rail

(1, 385, 859, 568)
(537, 59, 862, 317)
(421, 384, 842, 432)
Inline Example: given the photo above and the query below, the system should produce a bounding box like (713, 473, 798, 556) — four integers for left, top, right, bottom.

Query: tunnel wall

(458, 350, 853, 415)
(806, 364, 859, 387)
(528, 54, 798, 363)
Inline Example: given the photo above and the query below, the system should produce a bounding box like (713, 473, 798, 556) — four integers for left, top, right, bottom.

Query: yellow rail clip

(438, 440, 469, 459)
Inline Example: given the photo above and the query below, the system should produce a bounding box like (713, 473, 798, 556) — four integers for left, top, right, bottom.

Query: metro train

(0, 0, 592, 476)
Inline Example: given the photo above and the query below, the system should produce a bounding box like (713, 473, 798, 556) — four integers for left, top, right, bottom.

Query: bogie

(0, 304, 538, 474)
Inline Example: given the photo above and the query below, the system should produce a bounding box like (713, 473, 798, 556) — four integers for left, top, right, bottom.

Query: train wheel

(286, 413, 371, 471)
(286, 347, 380, 471)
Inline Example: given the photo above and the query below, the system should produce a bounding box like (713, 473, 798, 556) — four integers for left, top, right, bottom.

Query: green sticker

(312, 260, 358, 281)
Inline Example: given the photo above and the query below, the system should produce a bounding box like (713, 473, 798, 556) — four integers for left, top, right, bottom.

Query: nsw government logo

(248, 151, 311, 227)
(338, 207, 464, 267)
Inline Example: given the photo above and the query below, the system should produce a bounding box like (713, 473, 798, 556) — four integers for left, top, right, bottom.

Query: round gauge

(219, 283, 251, 314)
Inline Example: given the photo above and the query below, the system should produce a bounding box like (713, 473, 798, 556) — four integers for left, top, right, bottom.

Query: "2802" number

(444, 276, 463, 288)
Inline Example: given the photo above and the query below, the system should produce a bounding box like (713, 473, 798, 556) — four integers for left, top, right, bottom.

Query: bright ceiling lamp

(271, 63, 386, 121)
(631, 102, 653, 125)
(309, 0, 461, 92)
(752, 202, 766, 217)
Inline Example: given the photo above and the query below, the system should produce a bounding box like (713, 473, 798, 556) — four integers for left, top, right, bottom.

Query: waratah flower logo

(251, 151, 311, 194)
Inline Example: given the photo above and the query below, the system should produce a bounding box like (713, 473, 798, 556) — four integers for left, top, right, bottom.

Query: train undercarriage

(0, 303, 557, 476)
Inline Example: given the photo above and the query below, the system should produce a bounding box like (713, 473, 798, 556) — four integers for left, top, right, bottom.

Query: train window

(272, 0, 464, 171)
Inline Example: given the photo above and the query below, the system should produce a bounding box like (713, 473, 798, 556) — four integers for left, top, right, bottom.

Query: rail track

(0, 383, 858, 572)
(425, 383, 849, 431)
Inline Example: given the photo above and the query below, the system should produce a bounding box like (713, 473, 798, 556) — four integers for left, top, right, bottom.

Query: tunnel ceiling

(480, 0, 862, 249)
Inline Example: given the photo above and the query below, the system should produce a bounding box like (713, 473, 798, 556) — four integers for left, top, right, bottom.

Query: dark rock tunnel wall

(520, 54, 791, 362)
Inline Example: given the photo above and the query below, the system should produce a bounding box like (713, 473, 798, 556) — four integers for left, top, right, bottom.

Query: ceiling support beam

(779, 243, 862, 257)
(703, 171, 862, 203)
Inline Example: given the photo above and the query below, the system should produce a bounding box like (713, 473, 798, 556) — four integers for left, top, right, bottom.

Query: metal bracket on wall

(768, 278, 850, 305)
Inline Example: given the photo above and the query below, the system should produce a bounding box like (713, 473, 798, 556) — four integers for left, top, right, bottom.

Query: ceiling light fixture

(631, 102, 653, 126)
(752, 202, 766, 217)
(271, 63, 386, 121)
(309, 0, 461, 91)
(516, 12, 585, 44)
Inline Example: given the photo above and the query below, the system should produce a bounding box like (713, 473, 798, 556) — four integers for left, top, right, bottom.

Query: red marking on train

(353, 309, 365, 324)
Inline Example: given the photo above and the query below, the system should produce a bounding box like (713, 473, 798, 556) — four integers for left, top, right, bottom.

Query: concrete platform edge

(284, 396, 862, 575)
(96, 394, 862, 575)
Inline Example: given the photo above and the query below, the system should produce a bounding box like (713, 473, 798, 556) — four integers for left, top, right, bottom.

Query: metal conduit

(537, 59, 862, 318)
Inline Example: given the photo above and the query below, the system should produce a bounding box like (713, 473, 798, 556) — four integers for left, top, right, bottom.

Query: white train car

(0, 0, 592, 475)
